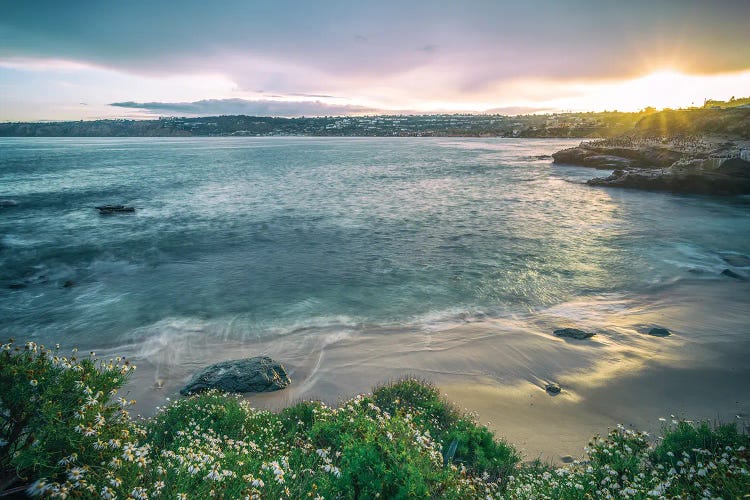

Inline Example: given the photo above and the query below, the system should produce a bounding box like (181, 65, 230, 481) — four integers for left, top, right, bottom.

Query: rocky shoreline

(552, 137, 750, 195)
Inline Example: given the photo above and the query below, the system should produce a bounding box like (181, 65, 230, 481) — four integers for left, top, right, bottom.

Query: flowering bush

(506, 423, 750, 499)
(372, 378, 519, 481)
(1, 340, 748, 499)
(0, 339, 138, 495)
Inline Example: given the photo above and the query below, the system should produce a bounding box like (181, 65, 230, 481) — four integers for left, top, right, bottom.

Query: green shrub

(307, 393, 456, 498)
(0, 339, 138, 495)
(507, 423, 750, 499)
(652, 419, 749, 465)
(651, 420, 750, 499)
(278, 400, 326, 437)
(373, 377, 520, 481)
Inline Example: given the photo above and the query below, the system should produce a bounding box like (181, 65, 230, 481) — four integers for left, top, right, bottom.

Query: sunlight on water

(1, 137, 749, 353)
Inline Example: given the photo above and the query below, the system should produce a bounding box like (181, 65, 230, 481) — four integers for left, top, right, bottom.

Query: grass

(1, 339, 749, 498)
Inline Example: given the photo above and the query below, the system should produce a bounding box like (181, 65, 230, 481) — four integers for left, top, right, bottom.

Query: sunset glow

(542, 69, 750, 112)
(1, 1, 749, 119)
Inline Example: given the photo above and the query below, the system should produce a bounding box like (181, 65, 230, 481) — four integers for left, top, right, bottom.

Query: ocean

(2, 136, 749, 368)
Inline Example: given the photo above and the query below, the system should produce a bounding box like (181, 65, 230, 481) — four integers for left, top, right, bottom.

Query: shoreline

(116, 277, 750, 463)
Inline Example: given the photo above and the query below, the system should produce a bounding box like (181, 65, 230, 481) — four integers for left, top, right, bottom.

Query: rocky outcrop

(181, 356, 291, 395)
(552, 144, 685, 170)
(554, 138, 750, 195)
(586, 158, 750, 195)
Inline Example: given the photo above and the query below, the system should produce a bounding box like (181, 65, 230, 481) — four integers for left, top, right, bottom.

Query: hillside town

(0, 111, 645, 138)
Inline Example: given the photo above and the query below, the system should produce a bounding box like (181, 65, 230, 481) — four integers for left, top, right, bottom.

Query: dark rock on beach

(554, 328, 595, 340)
(180, 356, 291, 395)
(545, 383, 561, 394)
(648, 327, 671, 337)
(721, 268, 745, 280)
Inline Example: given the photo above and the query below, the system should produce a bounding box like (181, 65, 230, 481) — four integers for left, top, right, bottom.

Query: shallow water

(1, 137, 749, 354)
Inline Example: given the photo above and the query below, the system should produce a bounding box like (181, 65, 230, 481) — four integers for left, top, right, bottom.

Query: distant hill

(703, 96, 750, 109)
(1, 101, 748, 138)
(632, 107, 750, 139)
(0, 111, 651, 138)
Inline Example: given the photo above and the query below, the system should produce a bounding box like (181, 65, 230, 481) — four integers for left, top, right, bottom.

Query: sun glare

(614, 70, 704, 110)
(539, 69, 750, 113)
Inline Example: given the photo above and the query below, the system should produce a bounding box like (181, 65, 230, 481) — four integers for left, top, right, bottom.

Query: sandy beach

(117, 277, 750, 463)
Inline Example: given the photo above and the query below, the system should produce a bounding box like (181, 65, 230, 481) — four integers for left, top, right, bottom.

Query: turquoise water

(1, 137, 749, 350)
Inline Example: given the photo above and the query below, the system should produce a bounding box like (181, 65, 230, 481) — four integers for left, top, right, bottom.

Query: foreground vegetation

(1, 340, 748, 498)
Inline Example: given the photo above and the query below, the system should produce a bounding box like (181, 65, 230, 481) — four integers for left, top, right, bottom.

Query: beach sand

(118, 279, 750, 463)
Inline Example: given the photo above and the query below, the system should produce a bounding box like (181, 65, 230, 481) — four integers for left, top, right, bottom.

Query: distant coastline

(0, 109, 686, 139)
(3, 103, 749, 142)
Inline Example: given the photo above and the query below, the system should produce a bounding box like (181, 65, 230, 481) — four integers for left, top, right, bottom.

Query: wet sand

(116, 278, 750, 463)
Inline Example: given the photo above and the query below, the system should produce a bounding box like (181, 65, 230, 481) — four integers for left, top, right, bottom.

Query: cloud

(2, 0, 750, 119)
(2, 1, 748, 88)
(109, 98, 553, 117)
(288, 93, 342, 99)
(483, 106, 552, 115)
(109, 99, 380, 117)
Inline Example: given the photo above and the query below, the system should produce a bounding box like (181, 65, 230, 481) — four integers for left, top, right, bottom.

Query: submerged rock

(554, 328, 595, 340)
(181, 356, 291, 395)
(648, 327, 671, 337)
(96, 204, 135, 214)
(721, 254, 750, 267)
(545, 383, 561, 394)
(721, 268, 745, 280)
(7, 274, 49, 289)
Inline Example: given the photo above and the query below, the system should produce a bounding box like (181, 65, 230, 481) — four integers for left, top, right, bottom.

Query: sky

(1, 0, 749, 121)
